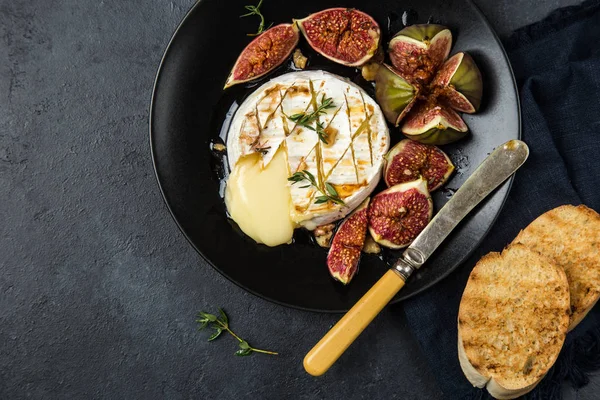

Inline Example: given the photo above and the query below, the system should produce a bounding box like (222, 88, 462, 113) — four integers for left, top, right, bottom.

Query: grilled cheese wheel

(512, 204, 600, 330)
(458, 244, 570, 399)
(226, 71, 389, 231)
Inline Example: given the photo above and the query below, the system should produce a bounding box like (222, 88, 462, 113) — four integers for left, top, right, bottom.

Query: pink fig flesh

(296, 8, 381, 67)
(388, 25, 452, 85)
(432, 52, 483, 112)
(375, 63, 418, 126)
(224, 24, 299, 89)
(438, 86, 476, 113)
(401, 101, 468, 145)
(384, 139, 455, 191)
(327, 198, 370, 284)
(368, 179, 432, 249)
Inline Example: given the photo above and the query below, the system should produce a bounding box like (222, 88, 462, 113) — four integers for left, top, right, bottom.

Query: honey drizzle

(308, 79, 325, 193)
(344, 93, 360, 184)
(359, 91, 374, 167)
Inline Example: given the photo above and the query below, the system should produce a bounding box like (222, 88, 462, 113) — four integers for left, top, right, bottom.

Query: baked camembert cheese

(225, 71, 390, 246)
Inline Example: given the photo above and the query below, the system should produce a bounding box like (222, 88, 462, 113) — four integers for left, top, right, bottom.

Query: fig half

(388, 24, 452, 85)
(224, 23, 299, 89)
(433, 52, 483, 113)
(384, 139, 454, 191)
(375, 64, 419, 126)
(295, 8, 381, 67)
(368, 179, 433, 249)
(401, 102, 468, 145)
(327, 198, 370, 284)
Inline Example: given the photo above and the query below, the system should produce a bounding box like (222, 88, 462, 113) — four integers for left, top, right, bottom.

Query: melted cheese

(225, 148, 295, 247)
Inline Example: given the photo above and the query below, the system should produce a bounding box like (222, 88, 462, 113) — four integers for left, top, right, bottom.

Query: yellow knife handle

(303, 269, 406, 376)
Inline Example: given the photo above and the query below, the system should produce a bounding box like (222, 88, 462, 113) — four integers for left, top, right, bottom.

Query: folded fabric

(401, 1, 600, 399)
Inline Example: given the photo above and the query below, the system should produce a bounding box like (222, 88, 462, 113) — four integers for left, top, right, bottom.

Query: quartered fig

(295, 8, 381, 67)
(432, 52, 483, 113)
(327, 198, 370, 284)
(384, 139, 454, 191)
(224, 23, 299, 89)
(375, 64, 418, 126)
(368, 179, 433, 249)
(388, 24, 452, 85)
(401, 102, 468, 145)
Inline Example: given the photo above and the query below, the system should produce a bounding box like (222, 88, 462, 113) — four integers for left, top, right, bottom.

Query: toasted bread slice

(458, 244, 570, 399)
(513, 204, 600, 330)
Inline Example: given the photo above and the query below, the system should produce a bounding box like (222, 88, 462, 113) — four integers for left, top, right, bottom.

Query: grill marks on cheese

(231, 74, 383, 219)
(226, 71, 389, 232)
(309, 79, 326, 200)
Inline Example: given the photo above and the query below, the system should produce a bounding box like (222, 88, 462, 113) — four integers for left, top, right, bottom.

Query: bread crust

(512, 205, 600, 331)
(457, 244, 570, 398)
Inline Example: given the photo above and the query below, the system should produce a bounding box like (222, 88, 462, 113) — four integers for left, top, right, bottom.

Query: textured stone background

(1, 0, 594, 398)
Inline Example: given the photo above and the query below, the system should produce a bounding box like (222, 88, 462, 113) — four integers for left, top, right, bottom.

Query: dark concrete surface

(1, 0, 594, 399)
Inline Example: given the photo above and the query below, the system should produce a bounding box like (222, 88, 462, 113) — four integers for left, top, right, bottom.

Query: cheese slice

(226, 70, 390, 241)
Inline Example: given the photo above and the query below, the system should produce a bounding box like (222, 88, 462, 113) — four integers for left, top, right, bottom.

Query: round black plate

(150, 0, 520, 312)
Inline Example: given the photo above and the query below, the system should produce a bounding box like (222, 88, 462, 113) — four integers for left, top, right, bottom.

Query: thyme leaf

(286, 94, 335, 144)
(287, 170, 345, 205)
(240, 0, 272, 36)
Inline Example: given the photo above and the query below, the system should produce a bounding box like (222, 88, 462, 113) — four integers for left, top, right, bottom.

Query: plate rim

(149, 0, 522, 313)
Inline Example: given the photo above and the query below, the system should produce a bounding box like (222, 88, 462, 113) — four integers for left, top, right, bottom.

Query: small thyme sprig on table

(286, 94, 336, 144)
(240, 0, 273, 36)
(288, 170, 345, 205)
(196, 308, 278, 356)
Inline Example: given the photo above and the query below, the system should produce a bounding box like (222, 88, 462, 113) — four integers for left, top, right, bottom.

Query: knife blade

(303, 139, 530, 377)
(397, 139, 530, 276)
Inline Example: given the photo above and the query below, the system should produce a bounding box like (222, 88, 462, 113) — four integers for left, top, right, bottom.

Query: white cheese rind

(226, 71, 390, 230)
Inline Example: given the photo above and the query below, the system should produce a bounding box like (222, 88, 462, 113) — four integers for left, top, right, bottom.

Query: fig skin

(224, 24, 299, 89)
(384, 139, 455, 191)
(388, 24, 452, 85)
(432, 52, 483, 113)
(375, 64, 418, 126)
(368, 178, 433, 249)
(381, 25, 483, 146)
(295, 8, 381, 67)
(327, 198, 370, 285)
(401, 103, 468, 145)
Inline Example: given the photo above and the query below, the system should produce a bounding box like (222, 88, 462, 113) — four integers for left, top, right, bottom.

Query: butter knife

(304, 139, 530, 376)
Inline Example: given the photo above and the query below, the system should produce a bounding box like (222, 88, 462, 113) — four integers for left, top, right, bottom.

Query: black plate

(150, 0, 520, 312)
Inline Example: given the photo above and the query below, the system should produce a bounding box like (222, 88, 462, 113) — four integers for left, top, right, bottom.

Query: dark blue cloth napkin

(401, 1, 600, 398)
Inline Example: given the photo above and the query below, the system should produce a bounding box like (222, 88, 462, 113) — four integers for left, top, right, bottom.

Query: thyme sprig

(240, 0, 272, 36)
(288, 170, 345, 205)
(196, 308, 278, 356)
(286, 94, 335, 144)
